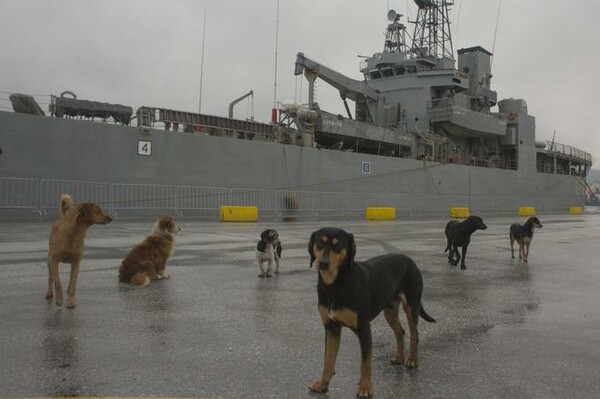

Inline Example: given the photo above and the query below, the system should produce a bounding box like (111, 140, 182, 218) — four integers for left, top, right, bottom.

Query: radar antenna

(410, 0, 454, 61)
(384, 9, 409, 57)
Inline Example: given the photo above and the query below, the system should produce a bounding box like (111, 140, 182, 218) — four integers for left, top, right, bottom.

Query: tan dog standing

(46, 194, 112, 309)
(118, 217, 180, 287)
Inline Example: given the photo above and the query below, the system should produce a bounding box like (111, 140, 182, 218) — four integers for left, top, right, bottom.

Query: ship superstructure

(291, 0, 591, 177)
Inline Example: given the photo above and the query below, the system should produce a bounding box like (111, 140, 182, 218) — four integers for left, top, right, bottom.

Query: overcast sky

(1, 0, 598, 165)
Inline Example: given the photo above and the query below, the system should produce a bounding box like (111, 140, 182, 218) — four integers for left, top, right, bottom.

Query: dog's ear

(347, 233, 356, 263)
(260, 230, 269, 241)
(167, 218, 176, 232)
(308, 231, 316, 268)
(77, 203, 92, 222)
(159, 217, 170, 230)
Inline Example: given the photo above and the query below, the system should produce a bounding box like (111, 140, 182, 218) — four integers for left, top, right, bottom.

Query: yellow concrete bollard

(365, 207, 396, 221)
(518, 207, 536, 217)
(220, 206, 258, 222)
(568, 207, 583, 215)
(449, 207, 470, 218)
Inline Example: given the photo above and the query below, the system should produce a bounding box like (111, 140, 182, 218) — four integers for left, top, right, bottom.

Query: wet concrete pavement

(1, 212, 599, 398)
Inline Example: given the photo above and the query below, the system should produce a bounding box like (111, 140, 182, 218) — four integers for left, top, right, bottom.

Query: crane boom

(294, 52, 379, 105)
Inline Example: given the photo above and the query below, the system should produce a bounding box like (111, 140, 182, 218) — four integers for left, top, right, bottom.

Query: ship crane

(228, 90, 254, 119)
(294, 52, 379, 122)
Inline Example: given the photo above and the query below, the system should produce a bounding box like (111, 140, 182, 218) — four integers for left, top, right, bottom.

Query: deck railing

(545, 141, 593, 164)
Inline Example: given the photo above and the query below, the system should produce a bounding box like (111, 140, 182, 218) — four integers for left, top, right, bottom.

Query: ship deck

(1, 212, 599, 398)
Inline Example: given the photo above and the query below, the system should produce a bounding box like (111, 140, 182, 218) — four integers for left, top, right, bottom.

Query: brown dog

(118, 217, 180, 287)
(46, 194, 112, 309)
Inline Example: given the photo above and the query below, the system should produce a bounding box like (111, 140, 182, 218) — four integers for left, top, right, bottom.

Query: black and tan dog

(308, 227, 435, 398)
(510, 216, 543, 262)
(444, 215, 487, 270)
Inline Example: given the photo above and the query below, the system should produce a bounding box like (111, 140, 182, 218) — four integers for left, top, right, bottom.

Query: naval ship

(0, 1, 593, 219)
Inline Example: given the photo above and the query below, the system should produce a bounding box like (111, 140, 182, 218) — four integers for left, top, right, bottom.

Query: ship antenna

(198, 7, 207, 114)
(385, 9, 408, 57)
(490, 0, 503, 68)
(272, 0, 280, 112)
(409, 0, 453, 61)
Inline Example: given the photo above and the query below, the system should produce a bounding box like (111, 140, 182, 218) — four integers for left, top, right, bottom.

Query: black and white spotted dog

(256, 229, 282, 277)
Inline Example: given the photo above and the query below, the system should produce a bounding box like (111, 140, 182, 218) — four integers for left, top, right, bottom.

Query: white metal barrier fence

(111, 183, 177, 215)
(0, 177, 38, 211)
(39, 179, 111, 215)
(1, 177, 551, 219)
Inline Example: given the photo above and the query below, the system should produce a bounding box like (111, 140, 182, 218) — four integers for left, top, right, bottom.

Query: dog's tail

(444, 236, 451, 253)
(59, 194, 73, 217)
(128, 260, 156, 288)
(420, 306, 436, 323)
(130, 272, 151, 287)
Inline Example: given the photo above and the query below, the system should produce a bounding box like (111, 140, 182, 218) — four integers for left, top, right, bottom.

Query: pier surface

(1, 212, 599, 398)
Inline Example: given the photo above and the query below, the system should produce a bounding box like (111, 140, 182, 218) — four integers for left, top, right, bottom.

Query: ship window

(370, 71, 382, 79)
(395, 66, 406, 75)
(406, 65, 417, 73)
(382, 68, 393, 77)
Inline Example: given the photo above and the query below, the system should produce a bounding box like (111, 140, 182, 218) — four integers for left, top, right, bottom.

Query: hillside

(587, 169, 600, 184)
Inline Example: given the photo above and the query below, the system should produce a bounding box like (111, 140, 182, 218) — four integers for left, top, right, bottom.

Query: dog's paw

(404, 357, 419, 368)
(356, 380, 374, 398)
(309, 381, 328, 393)
(66, 302, 76, 310)
(45, 292, 53, 299)
(460, 265, 466, 270)
(258, 272, 266, 278)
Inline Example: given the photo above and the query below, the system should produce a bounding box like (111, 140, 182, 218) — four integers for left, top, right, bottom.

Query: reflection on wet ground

(1, 214, 599, 398)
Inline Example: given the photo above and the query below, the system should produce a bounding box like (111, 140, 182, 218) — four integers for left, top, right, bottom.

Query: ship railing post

(110, 184, 118, 219)
(174, 185, 182, 218)
(33, 178, 44, 219)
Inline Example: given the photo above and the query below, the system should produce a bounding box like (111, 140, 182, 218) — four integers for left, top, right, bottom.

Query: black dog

(444, 215, 487, 270)
(308, 227, 435, 398)
(510, 216, 543, 262)
(256, 229, 282, 277)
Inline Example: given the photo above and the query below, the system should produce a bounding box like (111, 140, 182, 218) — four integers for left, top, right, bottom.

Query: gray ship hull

(0, 111, 585, 219)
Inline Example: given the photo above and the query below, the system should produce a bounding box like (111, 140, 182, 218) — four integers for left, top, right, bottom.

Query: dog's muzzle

(318, 259, 330, 270)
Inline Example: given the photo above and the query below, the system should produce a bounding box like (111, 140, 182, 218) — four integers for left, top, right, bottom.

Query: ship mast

(384, 9, 409, 58)
(410, 0, 454, 61)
